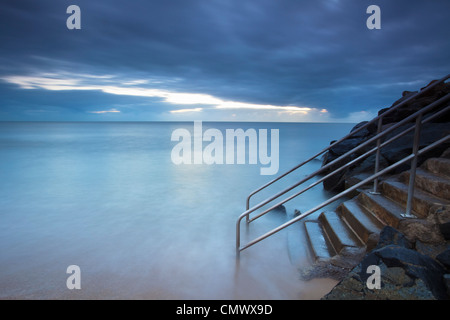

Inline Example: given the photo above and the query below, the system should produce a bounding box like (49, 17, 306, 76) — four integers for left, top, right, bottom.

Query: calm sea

(0, 121, 354, 299)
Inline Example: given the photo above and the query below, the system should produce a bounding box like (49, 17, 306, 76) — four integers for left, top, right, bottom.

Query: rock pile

(321, 79, 450, 193)
(318, 78, 450, 299)
(323, 226, 450, 300)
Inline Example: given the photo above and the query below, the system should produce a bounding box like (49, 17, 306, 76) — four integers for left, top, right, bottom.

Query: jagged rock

(366, 232, 380, 252)
(372, 245, 446, 299)
(440, 223, 450, 241)
(415, 240, 450, 260)
(442, 148, 450, 159)
(350, 154, 389, 176)
(323, 261, 437, 300)
(435, 207, 450, 225)
(328, 137, 364, 157)
(322, 227, 449, 300)
(378, 80, 450, 124)
(398, 215, 445, 244)
(322, 167, 346, 192)
(375, 225, 413, 249)
(380, 122, 450, 170)
(271, 204, 286, 215)
(436, 249, 450, 271)
(321, 138, 361, 192)
(435, 207, 450, 240)
(349, 121, 377, 139)
(444, 274, 450, 296)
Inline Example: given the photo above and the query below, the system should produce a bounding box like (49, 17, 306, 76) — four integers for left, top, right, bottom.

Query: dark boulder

(435, 207, 450, 240)
(375, 225, 413, 249)
(321, 128, 377, 192)
(436, 249, 450, 271)
(440, 223, 450, 240)
(444, 274, 450, 297)
(371, 245, 447, 300)
(323, 226, 449, 300)
(378, 80, 450, 125)
(271, 204, 287, 216)
(349, 121, 377, 139)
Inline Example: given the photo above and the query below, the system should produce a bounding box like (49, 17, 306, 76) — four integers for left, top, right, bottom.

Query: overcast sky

(0, 0, 449, 122)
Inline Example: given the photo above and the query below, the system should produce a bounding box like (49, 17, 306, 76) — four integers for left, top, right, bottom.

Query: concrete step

(358, 191, 405, 228)
(345, 172, 373, 197)
(338, 198, 384, 244)
(401, 168, 450, 200)
(304, 220, 336, 262)
(318, 211, 363, 254)
(423, 157, 450, 178)
(381, 178, 450, 218)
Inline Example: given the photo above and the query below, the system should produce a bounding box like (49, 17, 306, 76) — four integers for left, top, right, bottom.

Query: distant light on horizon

(1, 71, 348, 122)
(88, 108, 121, 114)
(170, 108, 204, 113)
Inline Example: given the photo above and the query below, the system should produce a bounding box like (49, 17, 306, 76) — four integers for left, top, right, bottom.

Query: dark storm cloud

(1, 0, 449, 121)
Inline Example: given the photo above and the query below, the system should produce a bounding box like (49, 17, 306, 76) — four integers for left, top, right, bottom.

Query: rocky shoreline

(321, 79, 450, 193)
(322, 226, 450, 300)
(315, 79, 450, 300)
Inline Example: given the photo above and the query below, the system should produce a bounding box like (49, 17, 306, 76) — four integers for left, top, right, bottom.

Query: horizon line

(0, 120, 360, 124)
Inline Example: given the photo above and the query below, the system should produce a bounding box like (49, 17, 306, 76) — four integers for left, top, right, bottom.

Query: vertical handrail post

(245, 198, 250, 223)
(236, 219, 241, 258)
(403, 114, 423, 218)
(372, 117, 383, 194)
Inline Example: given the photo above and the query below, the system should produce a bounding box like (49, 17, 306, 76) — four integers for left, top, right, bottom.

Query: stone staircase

(303, 154, 450, 268)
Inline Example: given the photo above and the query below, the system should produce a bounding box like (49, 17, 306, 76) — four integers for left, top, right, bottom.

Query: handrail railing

(243, 92, 450, 224)
(245, 74, 450, 211)
(236, 74, 450, 257)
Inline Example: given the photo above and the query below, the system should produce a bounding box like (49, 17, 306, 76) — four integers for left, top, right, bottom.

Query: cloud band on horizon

(2, 71, 340, 122)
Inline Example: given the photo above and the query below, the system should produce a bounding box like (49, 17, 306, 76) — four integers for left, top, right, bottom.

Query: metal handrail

(236, 74, 450, 257)
(237, 134, 449, 253)
(240, 93, 450, 225)
(246, 101, 450, 224)
(245, 74, 450, 212)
